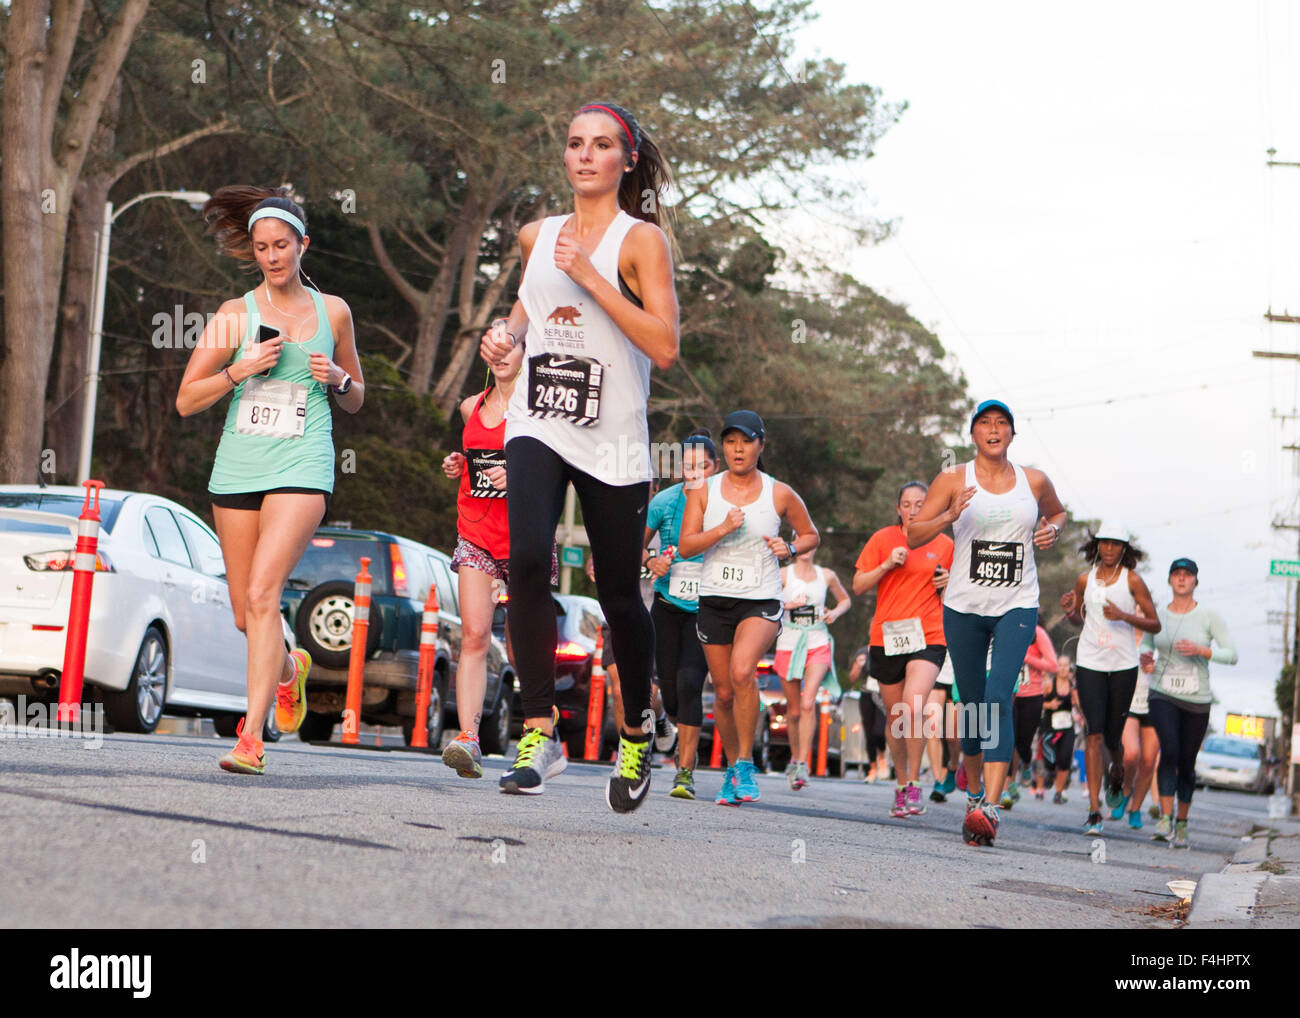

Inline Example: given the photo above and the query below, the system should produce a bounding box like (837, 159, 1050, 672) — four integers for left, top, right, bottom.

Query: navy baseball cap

(1169, 557, 1198, 577)
(971, 399, 1015, 433)
(721, 409, 765, 440)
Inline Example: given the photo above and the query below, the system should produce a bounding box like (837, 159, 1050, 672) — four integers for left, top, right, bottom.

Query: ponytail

(204, 185, 315, 288)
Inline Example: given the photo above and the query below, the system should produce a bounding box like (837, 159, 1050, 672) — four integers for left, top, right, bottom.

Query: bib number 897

(533, 385, 578, 414)
(249, 405, 280, 426)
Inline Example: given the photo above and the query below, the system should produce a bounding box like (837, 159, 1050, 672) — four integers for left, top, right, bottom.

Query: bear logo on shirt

(547, 305, 581, 326)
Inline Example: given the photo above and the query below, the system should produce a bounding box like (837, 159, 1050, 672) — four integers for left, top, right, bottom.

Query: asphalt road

(0, 727, 1270, 928)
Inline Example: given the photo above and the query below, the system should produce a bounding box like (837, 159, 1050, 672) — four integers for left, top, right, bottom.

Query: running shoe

(964, 802, 999, 846)
(1148, 803, 1162, 820)
(275, 648, 311, 734)
(891, 786, 908, 818)
(1109, 793, 1130, 821)
(218, 717, 264, 775)
(1105, 763, 1125, 810)
(607, 731, 653, 813)
(786, 762, 799, 790)
(715, 766, 740, 806)
(1127, 810, 1143, 830)
(1083, 812, 1104, 835)
(499, 725, 566, 795)
(670, 767, 695, 800)
(906, 782, 926, 815)
(734, 759, 760, 802)
(793, 761, 810, 790)
(930, 782, 948, 803)
(1000, 781, 1021, 810)
(1020, 765, 1033, 784)
(1172, 819, 1189, 849)
(1034, 789, 1045, 800)
(1152, 814, 1173, 841)
(442, 731, 483, 779)
(956, 766, 968, 792)
(938, 770, 957, 796)
(1052, 790, 1068, 805)
(965, 790, 984, 817)
(654, 714, 678, 754)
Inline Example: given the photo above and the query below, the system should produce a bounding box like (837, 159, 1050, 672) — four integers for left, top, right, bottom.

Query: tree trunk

(0, 1, 53, 483)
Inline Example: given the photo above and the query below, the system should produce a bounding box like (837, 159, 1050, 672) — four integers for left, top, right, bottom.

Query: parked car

(1196, 734, 1276, 794)
(0, 485, 292, 739)
(281, 526, 514, 753)
(493, 591, 609, 758)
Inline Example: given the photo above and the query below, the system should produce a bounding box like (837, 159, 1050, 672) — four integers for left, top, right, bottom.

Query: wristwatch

(332, 371, 353, 395)
(785, 540, 798, 560)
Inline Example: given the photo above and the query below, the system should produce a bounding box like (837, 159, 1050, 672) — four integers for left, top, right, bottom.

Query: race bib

(706, 547, 762, 593)
(789, 605, 819, 629)
(969, 540, 1024, 586)
(668, 560, 701, 602)
(882, 617, 925, 656)
(236, 376, 307, 438)
(1051, 710, 1073, 731)
(1161, 656, 1199, 696)
(527, 354, 602, 425)
(466, 448, 507, 499)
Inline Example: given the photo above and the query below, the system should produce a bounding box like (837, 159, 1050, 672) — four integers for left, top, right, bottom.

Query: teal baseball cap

(971, 399, 1015, 433)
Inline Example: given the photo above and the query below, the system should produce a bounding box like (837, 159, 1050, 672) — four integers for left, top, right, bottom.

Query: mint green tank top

(208, 288, 336, 494)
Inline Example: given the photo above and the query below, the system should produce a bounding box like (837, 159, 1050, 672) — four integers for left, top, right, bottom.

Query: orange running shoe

(275, 648, 311, 734)
(219, 717, 265, 775)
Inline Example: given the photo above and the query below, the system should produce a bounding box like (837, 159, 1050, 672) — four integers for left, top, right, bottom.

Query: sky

(791, 0, 1295, 728)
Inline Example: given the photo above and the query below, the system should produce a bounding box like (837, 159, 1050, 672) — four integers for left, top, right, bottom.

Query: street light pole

(77, 189, 210, 482)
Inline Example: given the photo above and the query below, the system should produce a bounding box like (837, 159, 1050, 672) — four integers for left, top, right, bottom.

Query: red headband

(579, 104, 637, 155)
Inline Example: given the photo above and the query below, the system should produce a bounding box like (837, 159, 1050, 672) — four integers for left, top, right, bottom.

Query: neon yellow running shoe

(219, 717, 265, 775)
(275, 648, 311, 734)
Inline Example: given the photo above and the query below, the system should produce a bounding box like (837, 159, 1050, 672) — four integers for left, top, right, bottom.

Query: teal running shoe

(715, 766, 740, 806)
(1127, 810, 1142, 830)
(734, 759, 761, 802)
(1109, 793, 1130, 821)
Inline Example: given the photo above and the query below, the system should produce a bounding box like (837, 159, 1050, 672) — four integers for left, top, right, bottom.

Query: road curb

(1187, 816, 1300, 928)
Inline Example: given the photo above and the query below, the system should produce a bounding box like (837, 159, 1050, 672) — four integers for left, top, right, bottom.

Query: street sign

(561, 546, 585, 569)
(1270, 559, 1300, 578)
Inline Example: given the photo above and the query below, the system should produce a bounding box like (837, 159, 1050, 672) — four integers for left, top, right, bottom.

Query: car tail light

(555, 641, 589, 662)
(311, 537, 336, 548)
(756, 659, 774, 673)
(389, 543, 408, 596)
(559, 708, 577, 720)
(23, 550, 114, 572)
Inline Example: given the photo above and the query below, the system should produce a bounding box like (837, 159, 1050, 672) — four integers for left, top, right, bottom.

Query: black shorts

(868, 644, 948, 686)
(696, 596, 782, 645)
(1126, 710, 1154, 728)
(211, 487, 331, 517)
(1075, 665, 1138, 751)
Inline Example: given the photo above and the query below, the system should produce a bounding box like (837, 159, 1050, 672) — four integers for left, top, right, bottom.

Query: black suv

(281, 527, 514, 753)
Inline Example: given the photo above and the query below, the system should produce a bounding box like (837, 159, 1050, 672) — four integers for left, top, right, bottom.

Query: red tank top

(457, 390, 509, 559)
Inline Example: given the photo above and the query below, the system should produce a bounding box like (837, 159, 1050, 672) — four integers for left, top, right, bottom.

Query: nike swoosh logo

(627, 778, 649, 798)
(550, 357, 574, 367)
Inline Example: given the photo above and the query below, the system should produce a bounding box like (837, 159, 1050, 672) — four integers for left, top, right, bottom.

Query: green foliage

(1278, 662, 1294, 730)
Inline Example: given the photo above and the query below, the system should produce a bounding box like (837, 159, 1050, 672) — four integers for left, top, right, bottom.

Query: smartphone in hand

(257, 325, 281, 376)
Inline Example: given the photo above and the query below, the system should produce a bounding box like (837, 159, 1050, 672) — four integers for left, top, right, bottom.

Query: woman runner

(678, 410, 819, 806)
(1059, 523, 1160, 834)
(926, 655, 963, 802)
(479, 101, 679, 812)
(1139, 558, 1238, 847)
(775, 548, 851, 790)
(177, 186, 364, 774)
(1117, 652, 1159, 829)
(1037, 655, 1079, 802)
(642, 430, 719, 799)
(854, 481, 952, 817)
(907, 399, 1067, 846)
(1002, 623, 1056, 809)
(440, 336, 550, 777)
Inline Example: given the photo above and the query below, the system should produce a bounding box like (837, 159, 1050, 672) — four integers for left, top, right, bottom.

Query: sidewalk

(1187, 806, 1300, 929)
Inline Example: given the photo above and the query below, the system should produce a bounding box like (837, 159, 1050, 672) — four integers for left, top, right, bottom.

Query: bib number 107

(533, 384, 578, 414)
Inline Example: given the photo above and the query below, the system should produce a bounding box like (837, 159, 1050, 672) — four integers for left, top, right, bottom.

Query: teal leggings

(943, 606, 1038, 763)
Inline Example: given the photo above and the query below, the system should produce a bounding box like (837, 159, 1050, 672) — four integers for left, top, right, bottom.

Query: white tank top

(1076, 566, 1139, 671)
(506, 211, 652, 485)
(945, 462, 1041, 616)
(776, 565, 829, 651)
(698, 471, 783, 601)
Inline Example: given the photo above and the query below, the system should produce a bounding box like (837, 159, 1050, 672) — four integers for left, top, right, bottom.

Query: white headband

(248, 206, 305, 236)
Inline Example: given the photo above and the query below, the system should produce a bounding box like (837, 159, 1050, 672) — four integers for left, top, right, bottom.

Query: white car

(0, 485, 292, 738)
(1195, 734, 1274, 795)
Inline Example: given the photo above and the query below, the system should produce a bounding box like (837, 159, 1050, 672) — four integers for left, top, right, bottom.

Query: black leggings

(1075, 665, 1137, 752)
(652, 596, 707, 727)
(1040, 725, 1075, 772)
(506, 437, 653, 724)
(1148, 696, 1210, 805)
(1013, 695, 1043, 768)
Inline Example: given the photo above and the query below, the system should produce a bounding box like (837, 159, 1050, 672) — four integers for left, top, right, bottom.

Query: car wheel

(403, 674, 445, 748)
(480, 687, 512, 756)
(263, 709, 281, 743)
(105, 625, 167, 734)
(752, 714, 771, 773)
(297, 711, 336, 743)
(295, 580, 381, 670)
